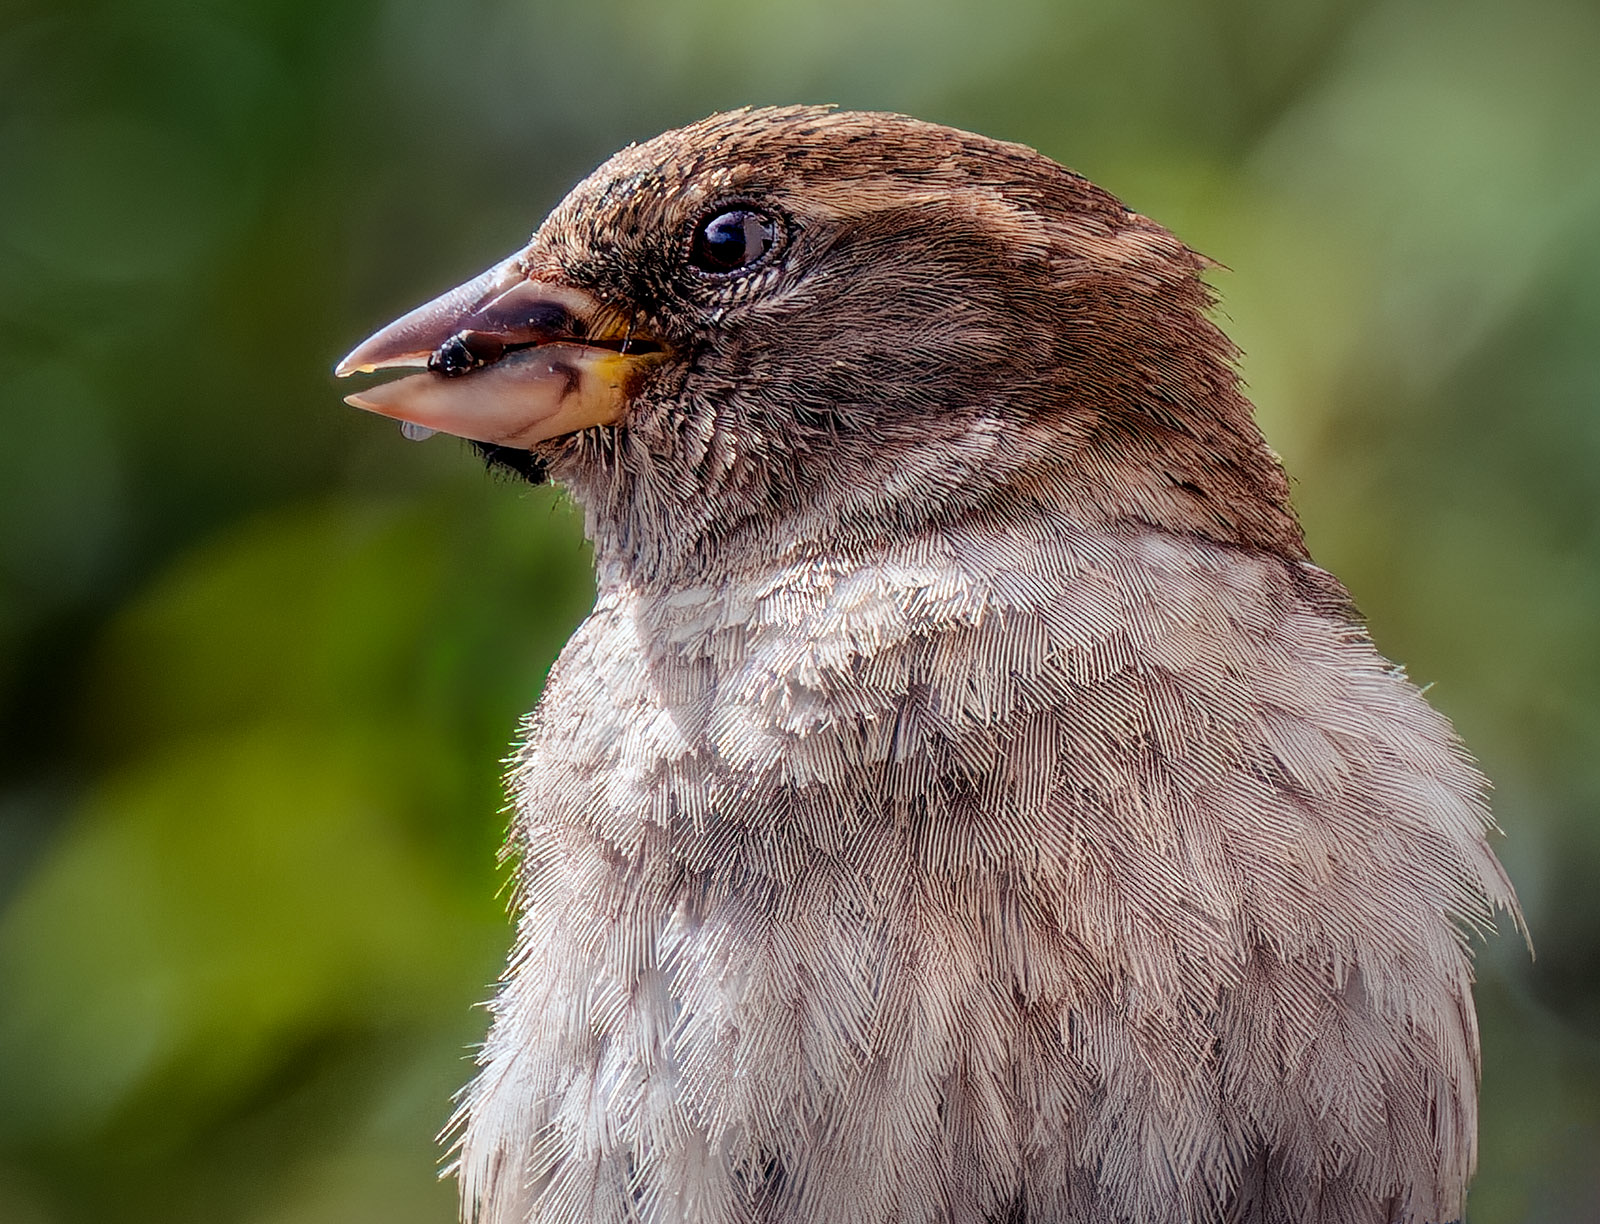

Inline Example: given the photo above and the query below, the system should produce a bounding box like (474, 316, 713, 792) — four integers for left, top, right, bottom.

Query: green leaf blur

(1, 1, 1595, 1220)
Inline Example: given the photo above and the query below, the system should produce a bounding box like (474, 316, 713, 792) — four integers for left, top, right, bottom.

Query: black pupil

(694, 210, 775, 272)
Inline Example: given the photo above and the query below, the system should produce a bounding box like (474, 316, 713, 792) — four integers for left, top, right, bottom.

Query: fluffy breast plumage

(453, 513, 1512, 1224)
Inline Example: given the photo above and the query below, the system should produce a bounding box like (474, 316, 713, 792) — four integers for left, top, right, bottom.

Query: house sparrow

(336, 107, 1518, 1224)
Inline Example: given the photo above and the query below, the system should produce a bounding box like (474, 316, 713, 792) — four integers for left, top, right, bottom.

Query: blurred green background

(2, 0, 1597, 1220)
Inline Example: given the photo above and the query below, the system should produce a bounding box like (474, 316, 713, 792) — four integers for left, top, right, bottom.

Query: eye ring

(685, 203, 783, 277)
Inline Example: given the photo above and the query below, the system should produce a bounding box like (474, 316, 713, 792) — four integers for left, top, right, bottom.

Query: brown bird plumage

(337, 106, 1518, 1224)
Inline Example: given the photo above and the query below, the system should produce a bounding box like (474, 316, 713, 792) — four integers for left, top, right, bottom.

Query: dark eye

(689, 208, 779, 274)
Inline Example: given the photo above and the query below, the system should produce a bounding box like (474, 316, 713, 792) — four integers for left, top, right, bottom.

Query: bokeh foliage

(2, 0, 1597, 1220)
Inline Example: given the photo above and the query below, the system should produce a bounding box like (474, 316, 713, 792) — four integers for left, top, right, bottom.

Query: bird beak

(333, 255, 666, 448)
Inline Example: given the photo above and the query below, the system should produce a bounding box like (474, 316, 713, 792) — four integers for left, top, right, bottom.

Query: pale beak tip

(343, 390, 380, 411)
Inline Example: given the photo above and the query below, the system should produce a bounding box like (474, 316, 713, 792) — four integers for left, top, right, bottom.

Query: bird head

(337, 106, 1304, 581)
